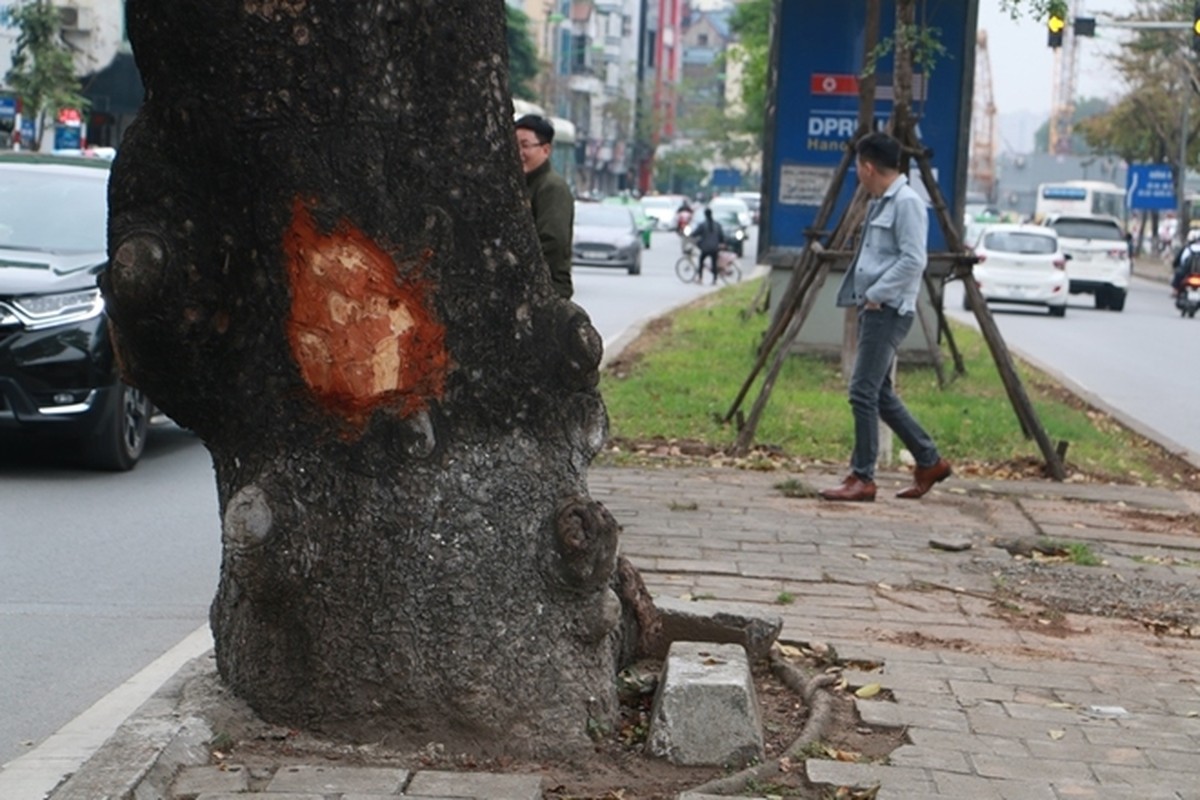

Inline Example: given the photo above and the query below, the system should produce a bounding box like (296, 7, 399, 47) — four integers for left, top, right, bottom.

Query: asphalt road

(0, 426, 221, 768)
(0, 225, 742, 769)
(942, 273, 1200, 465)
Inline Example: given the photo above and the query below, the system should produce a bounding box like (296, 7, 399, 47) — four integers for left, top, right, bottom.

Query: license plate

(581, 250, 608, 260)
(1187, 289, 1200, 302)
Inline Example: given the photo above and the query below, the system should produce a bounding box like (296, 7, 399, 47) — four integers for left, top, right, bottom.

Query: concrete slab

(652, 596, 783, 661)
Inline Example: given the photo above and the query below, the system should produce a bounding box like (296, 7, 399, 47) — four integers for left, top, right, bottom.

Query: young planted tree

(104, 0, 625, 754)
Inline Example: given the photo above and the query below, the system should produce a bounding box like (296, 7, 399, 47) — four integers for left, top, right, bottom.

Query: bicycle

(674, 235, 742, 285)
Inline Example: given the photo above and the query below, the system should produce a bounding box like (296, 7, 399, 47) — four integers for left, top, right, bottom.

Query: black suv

(0, 153, 151, 470)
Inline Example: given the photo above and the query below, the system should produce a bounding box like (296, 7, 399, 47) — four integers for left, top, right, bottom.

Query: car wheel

(1048, 304, 1066, 317)
(84, 382, 151, 471)
(1093, 288, 1109, 310)
(628, 255, 642, 275)
(1107, 288, 1126, 312)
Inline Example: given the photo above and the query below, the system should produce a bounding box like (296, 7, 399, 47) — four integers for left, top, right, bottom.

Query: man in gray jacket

(819, 132, 951, 503)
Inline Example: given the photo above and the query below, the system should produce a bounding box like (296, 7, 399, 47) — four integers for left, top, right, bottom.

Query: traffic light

(1047, 12, 1065, 48)
(1193, 2, 1200, 54)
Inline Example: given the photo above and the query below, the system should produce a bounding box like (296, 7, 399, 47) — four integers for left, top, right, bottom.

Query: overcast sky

(978, 0, 1142, 116)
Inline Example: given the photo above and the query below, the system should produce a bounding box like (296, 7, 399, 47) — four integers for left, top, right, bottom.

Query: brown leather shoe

(819, 474, 877, 502)
(896, 458, 952, 499)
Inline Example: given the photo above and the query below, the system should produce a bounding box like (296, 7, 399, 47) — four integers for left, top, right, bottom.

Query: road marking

(0, 624, 213, 800)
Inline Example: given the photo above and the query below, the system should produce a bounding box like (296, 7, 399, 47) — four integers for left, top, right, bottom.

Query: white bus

(1034, 180, 1126, 223)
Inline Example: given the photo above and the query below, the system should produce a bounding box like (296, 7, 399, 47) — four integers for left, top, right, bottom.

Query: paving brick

(886, 743, 973, 773)
(265, 765, 407, 794)
(171, 765, 250, 797)
(805, 761, 934, 794)
(403, 770, 542, 799)
(1053, 785, 1184, 799)
(908, 728, 1030, 758)
(986, 668, 1095, 692)
(930, 772, 1006, 798)
(969, 753, 1096, 784)
(1090, 761, 1200, 788)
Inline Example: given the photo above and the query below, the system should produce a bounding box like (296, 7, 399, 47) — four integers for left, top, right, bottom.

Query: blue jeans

(848, 305, 940, 482)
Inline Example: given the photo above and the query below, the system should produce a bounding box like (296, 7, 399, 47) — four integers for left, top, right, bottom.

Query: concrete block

(646, 641, 764, 767)
(652, 596, 783, 661)
(265, 765, 407, 794)
(404, 769, 543, 799)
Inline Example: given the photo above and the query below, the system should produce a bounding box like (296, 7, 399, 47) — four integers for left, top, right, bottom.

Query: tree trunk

(103, 0, 620, 755)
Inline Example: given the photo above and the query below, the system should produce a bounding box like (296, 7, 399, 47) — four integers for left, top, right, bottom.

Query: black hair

(514, 114, 555, 145)
(855, 132, 902, 172)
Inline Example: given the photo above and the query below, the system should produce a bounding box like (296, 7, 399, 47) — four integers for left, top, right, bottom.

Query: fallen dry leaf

(854, 683, 883, 699)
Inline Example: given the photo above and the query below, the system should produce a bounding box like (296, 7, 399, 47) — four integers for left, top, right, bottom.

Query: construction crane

(969, 29, 998, 202)
(1048, 0, 1081, 154)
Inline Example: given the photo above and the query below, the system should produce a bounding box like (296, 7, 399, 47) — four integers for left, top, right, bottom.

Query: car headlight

(12, 288, 105, 329)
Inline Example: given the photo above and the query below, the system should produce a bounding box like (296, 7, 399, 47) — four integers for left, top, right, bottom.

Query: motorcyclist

(674, 200, 693, 234)
(1172, 228, 1200, 295)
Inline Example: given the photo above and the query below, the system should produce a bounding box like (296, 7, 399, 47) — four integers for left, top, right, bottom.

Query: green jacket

(525, 160, 574, 299)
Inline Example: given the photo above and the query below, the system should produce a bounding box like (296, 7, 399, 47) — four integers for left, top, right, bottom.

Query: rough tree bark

(103, 0, 622, 755)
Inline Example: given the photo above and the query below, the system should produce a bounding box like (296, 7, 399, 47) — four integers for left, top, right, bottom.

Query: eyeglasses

(518, 140, 548, 151)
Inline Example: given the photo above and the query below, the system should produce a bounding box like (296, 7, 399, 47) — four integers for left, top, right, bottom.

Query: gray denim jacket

(835, 175, 929, 315)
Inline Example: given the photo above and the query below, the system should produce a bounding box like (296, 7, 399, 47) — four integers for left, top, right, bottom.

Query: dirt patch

(193, 651, 906, 800)
(962, 559, 1200, 639)
(1108, 507, 1200, 538)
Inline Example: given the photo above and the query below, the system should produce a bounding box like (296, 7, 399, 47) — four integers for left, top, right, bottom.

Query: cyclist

(689, 208, 725, 284)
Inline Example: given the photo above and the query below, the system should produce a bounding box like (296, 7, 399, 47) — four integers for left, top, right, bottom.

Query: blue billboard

(762, 0, 979, 256)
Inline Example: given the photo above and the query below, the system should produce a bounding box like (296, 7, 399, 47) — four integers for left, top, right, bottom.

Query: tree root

(688, 649, 838, 795)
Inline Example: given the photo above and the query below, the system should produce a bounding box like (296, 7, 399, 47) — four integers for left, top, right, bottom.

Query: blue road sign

(761, 0, 979, 255)
(1126, 164, 1176, 211)
(711, 167, 741, 188)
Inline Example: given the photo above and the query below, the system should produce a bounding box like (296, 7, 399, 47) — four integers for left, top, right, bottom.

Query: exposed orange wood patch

(283, 199, 448, 421)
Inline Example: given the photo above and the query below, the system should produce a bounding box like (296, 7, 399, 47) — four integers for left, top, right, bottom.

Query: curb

(50, 655, 214, 800)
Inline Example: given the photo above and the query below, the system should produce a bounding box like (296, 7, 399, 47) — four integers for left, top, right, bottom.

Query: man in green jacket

(515, 114, 574, 299)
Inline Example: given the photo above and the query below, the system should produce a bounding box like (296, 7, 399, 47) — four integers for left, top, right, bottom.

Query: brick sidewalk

(593, 466, 1200, 800)
(42, 465, 1200, 800)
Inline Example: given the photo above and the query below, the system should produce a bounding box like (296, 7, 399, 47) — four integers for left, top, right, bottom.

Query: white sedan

(964, 223, 1068, 317)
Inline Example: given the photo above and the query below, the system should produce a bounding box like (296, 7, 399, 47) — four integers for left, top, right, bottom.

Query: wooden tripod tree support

(725, 0, 1067, 481)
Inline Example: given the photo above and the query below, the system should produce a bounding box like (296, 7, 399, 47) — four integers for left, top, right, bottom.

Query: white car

(733, 191, 761, 223)
(640, 194, 688, 230)
(1042, 215, 1131, 311)
(709, 195, 754, 229)
(965, 223, 1068, 317)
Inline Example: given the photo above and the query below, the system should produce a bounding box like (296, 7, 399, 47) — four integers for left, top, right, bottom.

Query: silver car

(572, 202, 642, 275)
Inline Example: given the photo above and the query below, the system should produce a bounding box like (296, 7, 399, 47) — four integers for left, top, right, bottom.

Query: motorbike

(1177, 273, 1200, 318)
